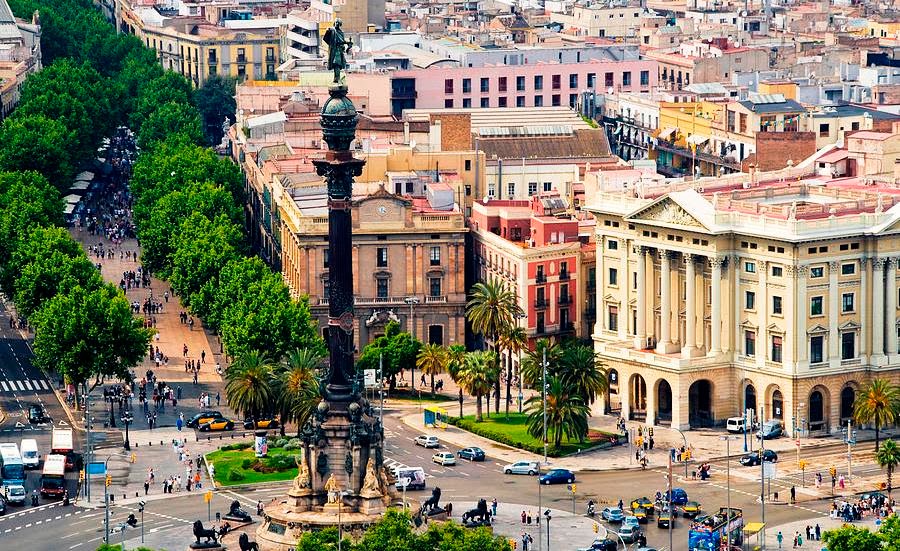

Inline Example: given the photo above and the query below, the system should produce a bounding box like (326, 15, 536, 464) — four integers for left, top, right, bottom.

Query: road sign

(762, 462, 777, 480)
(795, 439, 800, 447)
(204, 491, 213, 503)
(400, 477, 411, 487)
(364, 369, 377, 388)
(88, 462, 107, 475)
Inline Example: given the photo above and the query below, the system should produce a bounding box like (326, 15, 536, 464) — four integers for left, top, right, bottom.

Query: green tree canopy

(131, 70, 193, 131)
(138, 101, 205, 150)
(526, 375, 590, 448)
(193, 75, 237, 145)
(15, 251, 101, 318)
(0, 114, 75, 191)
(822, 524, 883, 551)
(31, 284, 153, 400)
(854, 378, 900, 451)
(356, 321, 422, 388)
(0, 171, 65, 273)
(168, 212, 244, 306)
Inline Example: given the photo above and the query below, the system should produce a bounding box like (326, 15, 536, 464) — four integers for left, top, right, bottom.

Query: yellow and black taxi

(187, 411, 223, 428)
(199, 417, 235, 432)
(680, 500, 702, 518)
(657, 506, 675, 528)
(243, 418, 280, 430)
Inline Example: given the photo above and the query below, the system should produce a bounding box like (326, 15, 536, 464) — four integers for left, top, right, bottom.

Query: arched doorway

(744, 384, 757, 415)
(657, 380, 672, 425)
(607, 369, 620, 413)
(688, 380, 714, 428)
(809, 390, 826, 432)
(840, 386, 855, 421)
(630, 374, 647, 421)
(771, 390, 784, 420)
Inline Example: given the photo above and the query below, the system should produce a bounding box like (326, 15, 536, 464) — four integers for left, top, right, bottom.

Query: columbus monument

(255, 21, 400, 550)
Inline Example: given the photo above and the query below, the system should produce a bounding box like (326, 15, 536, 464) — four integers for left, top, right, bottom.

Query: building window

(528, 182, 537, 196)
(461, 98, 470, 108)
(498, 97, 508, 108)
(605, 72, 614, 87)
(323, 250, 329, 268)
(771, 335, 783, 363)
(810, 266, 824, 278)
(430, 246, 441, 266)
(444, 79, 453, 94)
(771, 265, 783, 277)
(429, 277, 442, 297)
(745, 291, 756, 310)
(587, 73, 596, 87)
(551, 74, 561, 89)
(608, 305, 618, 332)
(810, 296, 823, 316)
(488, 184, 496, 197)
(818, 123, 830, 137)
(534, 75, 543, 90)
(480, 77, 489, 93)
(841, 263, 856, 275)
(507, 182, 515, 197)
(480, 97, 489, 108)
(609, 268, 618, 286)
(841, 331, 855, 360)
(622, 71, 631, 87)
(543, 182, 552, 192)
(569, 94, 578, 108)
(464, 160, 471, 171)
(376, 278, 389, 298)
(517, 96, 526, 107)
(772, 295, 782, 315)
(607, 239, 618, 250)
(462, 78, 471, 93)
(516, 76, 525, 91)
(569, 73, 578, 88)
(744, 261, 756, 273)
(744, 330, 756, 357)
(445, 99, 454, 108)
(810, 335, 824, 364)
(498, 77, 507, 92)
(640, 70, 649, 86)
(842, 292, 854, 313)
(534, 96, 543, 107)
(376, 247, 388, 268)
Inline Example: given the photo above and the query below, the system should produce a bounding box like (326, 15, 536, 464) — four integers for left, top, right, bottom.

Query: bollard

(149, 441, 152, 446)
(135, 492, 139, 498)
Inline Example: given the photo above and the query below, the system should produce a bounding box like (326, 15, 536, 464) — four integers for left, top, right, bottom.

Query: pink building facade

(390, 60, 658, 116)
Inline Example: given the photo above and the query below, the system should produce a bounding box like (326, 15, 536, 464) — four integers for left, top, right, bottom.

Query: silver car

(414, 435, 440, 448)
(503, 461, 540, 475)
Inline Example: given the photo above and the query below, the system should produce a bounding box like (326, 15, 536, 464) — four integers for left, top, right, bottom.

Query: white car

(432, 452, 456, 466)
(3, 484, 25, 505)
(503, 460, 540, 475)
(414, 435, 440, 448)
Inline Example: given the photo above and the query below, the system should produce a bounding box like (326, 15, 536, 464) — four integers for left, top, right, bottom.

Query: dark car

(740, 449, 778, 466)
(187, 411, 223, 428)
(27, 404, 50, 424)
(0, 495, 6, 516)
(664, 488, 688, 506)
(457, 447, 486, 461)
(589, 538, 618, 551)
(538, 469, 575, 485)
(243, 418, 279, 430)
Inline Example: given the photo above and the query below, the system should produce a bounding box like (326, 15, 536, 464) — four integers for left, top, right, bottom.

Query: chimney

(403, 120, 410, 144)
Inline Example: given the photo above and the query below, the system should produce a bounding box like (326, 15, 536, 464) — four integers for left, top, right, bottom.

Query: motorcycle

(586, 501, 596, 517)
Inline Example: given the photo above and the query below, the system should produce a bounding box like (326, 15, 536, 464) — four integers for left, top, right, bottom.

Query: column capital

(683, 253, 698, 266)
(886, 257, 897, 270)
(632, 244, 647, 256)
(828, 261, 840, 272)
(709, 255, 727, 269)
(873, 257, 886, 270)
(758, 260, 768, 271)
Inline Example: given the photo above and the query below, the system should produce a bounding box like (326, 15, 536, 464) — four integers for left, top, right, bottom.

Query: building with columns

(587, 154, 900, 433)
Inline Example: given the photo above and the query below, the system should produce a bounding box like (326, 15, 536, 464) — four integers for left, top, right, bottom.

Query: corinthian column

(709, 256, 724, 356)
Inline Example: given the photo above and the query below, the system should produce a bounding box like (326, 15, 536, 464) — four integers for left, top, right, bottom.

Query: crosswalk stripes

(0, 378, 52, 393)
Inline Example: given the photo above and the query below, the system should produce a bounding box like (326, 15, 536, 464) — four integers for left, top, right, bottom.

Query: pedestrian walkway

(0, 379, 50, 392)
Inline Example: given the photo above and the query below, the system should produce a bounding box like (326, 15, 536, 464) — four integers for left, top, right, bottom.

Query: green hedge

(448, 417, 620, 458)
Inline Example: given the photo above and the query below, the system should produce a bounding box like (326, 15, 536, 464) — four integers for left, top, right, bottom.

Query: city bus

(0, 443, 25, 486)
(688, 507, 743, 551)
(40, 455, 66, 498)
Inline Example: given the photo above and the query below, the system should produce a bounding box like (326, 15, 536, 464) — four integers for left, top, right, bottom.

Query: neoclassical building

(587, 166, 900, 433)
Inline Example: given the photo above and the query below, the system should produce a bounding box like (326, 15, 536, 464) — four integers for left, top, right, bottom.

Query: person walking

(144, 481, 150, 495)
(814, 524, 821, 540)
(790, 486, 796, 503)
(491, 498, 498, 517)
(215, 392, 220, 406)
(201, 350, 206, 363)
(776, 530, 783, 549)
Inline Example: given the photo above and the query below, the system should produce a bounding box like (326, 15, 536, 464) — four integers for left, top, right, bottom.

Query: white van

(726, 417, 746, 433)
(394, 467, 426, 491)
(3, 484, 25, 504)
(20, 439, 39, 469)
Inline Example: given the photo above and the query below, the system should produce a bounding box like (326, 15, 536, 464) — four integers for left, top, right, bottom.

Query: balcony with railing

(534, 298, 547, 309)
(536, 273, 547, 284)
(425, 296, 447, 303)
(558, 294, 571, 305)
(559, 272, 570, 281)
(654, 140, 742, 171)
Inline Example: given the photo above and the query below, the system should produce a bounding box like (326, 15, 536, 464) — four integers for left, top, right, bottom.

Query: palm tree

(853, 378, 900, 451)
(497, 325, 527, 417)
(447, 344, 467, 418)
(225, 350, 275, 429)
(559, 343, 608, 407)
(457, 350, 498, 422)
(274, 349, 323, 436)
(416, 344, 449, 397)
(520, 338, 562, 389)
(876, 439, 900, 494)
(466, 278, 523, 415)
(525, 376, 590, 449)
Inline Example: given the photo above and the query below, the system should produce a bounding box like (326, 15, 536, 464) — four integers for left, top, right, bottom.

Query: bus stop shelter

(743, 522, 766, 551)
(424, 406, 447, 428)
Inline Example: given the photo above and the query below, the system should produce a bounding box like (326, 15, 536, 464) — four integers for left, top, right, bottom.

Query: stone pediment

(807, 324, 828, 335)
(625, 197, 708, 231)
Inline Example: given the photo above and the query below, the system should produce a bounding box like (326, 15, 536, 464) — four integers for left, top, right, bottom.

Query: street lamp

(337, 489, 351, 551)
(138, 501, 145, 544)
(122, 411, 134, 451)
(542, 347, 548, 464)
(720, 435, 737, 546)
(543, 509, 551, 551)
(516, 311, 526, 414)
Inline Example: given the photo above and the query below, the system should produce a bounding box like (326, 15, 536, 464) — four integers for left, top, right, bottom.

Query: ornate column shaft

(618, 241, 629, 341)
(682, 254, 697, 358)
(795, 265, 808, 363)
(887, 258, 898, 357)
(634, 246, 647, 349)
(828, 261, 840, 365)
(873, 257, 886, 360)
(656, 250, 673, 354)
(709, 256, 724, 355)
(757, 260, 768, 369)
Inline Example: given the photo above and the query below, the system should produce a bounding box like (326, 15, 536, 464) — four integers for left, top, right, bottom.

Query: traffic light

(571, 484, 576, 494)
(648, 427, 653, 437)
(593, 523, 599, 533)
(105, 474, 112, 487)
(829, 466, 837, 478)
(79, 469, 85, 482)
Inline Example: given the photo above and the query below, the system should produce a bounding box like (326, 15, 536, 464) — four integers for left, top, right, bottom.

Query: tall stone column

(634, 246, 647, 350)
(795, 265, 808, 364)
(618, 241, 629, 341)
(656, 250, 673, 354)
(829, 261, 840, 367)
(682, 254, 698, 358)
(313, 88, 366, 402)
(873, 257, 886, 362)
(757, 260, 768, 369)
(709, 256, 724, 355)
(595, 240, 605, 337)
(887, 258, 898, 358)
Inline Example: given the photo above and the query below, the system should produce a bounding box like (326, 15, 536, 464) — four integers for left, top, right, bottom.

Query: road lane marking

(23, 380, 32, 390)
(16, 381, 23, 391)
(1, 382, 7, 391)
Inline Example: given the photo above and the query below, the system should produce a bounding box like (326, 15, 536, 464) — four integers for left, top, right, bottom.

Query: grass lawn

(451, 413, 620, 458)
(206, 443, 300, 487)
